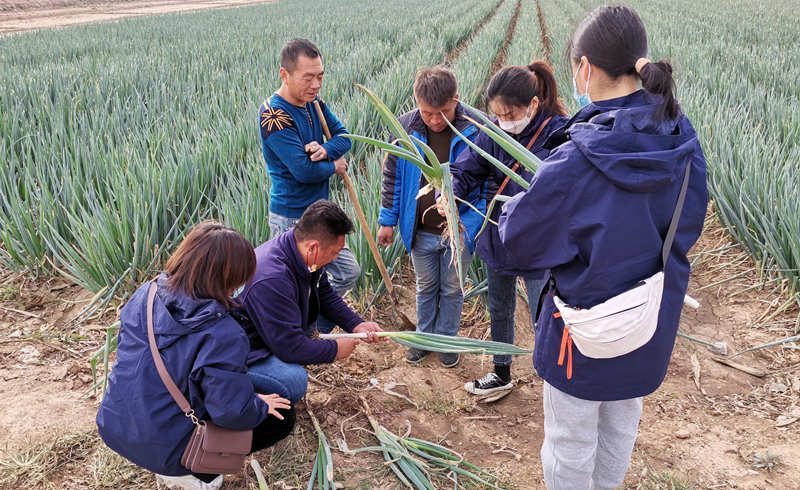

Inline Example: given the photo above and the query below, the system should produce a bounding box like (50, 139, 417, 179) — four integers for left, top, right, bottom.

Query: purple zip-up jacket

(239, 230, 363, 365)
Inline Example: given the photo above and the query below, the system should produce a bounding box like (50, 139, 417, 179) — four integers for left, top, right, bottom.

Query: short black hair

(294, 200, 354, 244)
(280, 38, 322, 73)
(413, 66, 457, 107)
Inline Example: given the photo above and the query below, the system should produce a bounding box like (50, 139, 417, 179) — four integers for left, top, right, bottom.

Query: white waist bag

(553, 162, 691, 361)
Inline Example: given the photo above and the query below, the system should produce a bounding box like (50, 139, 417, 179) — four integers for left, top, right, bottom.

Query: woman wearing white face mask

(446, 62, 568, 396)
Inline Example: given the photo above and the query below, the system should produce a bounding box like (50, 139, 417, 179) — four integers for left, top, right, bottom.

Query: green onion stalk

(320, 331, 530, 356)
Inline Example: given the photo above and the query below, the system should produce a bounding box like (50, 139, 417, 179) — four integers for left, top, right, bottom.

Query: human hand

(352, 322, 385, 343)
(377, 226, 394, 247)
(335, 337, 358, 359)
(257, 393, 292, 419)
(305, 141, 328, 162)
(334, 157, 348, 176)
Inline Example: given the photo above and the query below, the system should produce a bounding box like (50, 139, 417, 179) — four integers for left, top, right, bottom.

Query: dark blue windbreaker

(498, 90, 708, 400)
(96, 275, 269, 476)
(450, 110, 567, 277)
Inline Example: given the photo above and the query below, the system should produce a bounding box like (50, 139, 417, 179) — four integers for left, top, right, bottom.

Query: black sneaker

(439, 352, 460, 368)
(405, 347, 430, 364)
(464, 372, 513, 395)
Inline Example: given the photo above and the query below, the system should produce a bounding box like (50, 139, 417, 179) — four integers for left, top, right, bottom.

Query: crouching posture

(239, 200, 383, 403)
(97, 221, 295, 490)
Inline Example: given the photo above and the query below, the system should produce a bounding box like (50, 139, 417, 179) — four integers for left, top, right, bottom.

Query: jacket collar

(279, 230, 311, 281)
(544, 90, 657, 150)
(279, 229, 326, 285)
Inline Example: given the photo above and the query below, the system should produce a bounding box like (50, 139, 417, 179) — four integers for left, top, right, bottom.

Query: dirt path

(443, 0, 505, 67)
(0, 0, 276, 35)
(1, 214, 798, 489)
(488, 0, 522, 77)
(535, 0, 552, 66)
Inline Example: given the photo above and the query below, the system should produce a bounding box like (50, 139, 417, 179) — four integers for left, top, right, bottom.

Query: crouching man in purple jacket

(237, 200, 384, 402)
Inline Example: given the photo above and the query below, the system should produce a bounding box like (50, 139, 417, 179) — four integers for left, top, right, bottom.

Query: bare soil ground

(0, 2, 798, 487)
(0, 211, 798, 489)
(0, 0, 276, 34)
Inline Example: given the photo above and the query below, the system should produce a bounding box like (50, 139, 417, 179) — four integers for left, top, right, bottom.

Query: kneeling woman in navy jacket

(498, 6, 708, 489)
(97, 221, 294, 490)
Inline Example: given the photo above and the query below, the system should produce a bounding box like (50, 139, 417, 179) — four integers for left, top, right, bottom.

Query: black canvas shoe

(405, 347, 430, 364)
(439, 352, 460, 368)
(464, 372, 514, 395)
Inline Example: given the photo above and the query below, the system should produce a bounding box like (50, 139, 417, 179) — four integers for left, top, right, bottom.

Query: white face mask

(498, 106, 534, 135)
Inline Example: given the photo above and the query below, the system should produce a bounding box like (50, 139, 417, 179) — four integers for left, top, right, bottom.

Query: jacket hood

(567, 90, 698, 193)
(154, 274, 228, 334)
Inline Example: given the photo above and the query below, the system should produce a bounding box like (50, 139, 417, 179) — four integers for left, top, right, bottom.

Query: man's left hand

(305, 141, 328, 162)
(352, 322, 385, 343)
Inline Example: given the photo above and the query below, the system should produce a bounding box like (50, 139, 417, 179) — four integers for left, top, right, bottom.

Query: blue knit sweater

(259, 94, 352, 218)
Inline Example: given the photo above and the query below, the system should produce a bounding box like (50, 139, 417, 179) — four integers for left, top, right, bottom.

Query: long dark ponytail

(486, 61, 568, 116)
(568, 5, 679, 120)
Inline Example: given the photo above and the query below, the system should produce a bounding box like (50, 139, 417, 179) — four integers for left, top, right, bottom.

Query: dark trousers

(192, 407, 296, 482)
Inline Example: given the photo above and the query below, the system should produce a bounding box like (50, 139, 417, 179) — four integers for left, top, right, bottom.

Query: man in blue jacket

(376, 66, 485, 368)
(238, 200, 384, 403)
(259, 38, 360, 334)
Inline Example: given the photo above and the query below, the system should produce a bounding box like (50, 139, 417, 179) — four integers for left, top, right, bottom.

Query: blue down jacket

(499, 90, 708, 400)
(378, 103, 486, 253)
(96, 274, 269, 475)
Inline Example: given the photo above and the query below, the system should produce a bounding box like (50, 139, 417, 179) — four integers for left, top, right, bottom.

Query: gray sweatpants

(541, 382, 643, 490)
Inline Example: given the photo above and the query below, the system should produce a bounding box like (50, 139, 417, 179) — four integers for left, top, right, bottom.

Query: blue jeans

(247, 355, 309, 403)
(487, 267, 546, 366)
(410, 231, 472, 339)
(269, 212, 361, 333)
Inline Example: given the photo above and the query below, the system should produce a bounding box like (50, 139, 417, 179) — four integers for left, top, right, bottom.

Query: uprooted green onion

(319, 331, 530, 356)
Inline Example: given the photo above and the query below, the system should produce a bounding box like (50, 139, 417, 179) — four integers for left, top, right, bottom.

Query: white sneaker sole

(464, 380, 514, 395)
(155, 474, 223, 490)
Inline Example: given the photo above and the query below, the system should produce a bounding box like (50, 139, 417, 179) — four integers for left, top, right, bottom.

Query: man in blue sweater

(259, 38, 359, 333)
(237, 200, 384, 403)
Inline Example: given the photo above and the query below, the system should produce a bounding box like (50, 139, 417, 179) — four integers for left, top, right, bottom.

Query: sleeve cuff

(378, 207, 397, 227)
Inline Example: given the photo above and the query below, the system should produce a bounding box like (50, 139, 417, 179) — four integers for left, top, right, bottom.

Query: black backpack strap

(662, 161, 692, 267)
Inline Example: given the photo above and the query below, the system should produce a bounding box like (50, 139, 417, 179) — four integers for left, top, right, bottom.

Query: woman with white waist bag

(497, 6, 708, 489)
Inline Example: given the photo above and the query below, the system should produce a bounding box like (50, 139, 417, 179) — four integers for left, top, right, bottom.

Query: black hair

(568, 5, 679, 120)
(414, 66, 458, 108)
(280, 38, 322, 73)
(294, 200, 354, 243)
(486, 61, 567, 116)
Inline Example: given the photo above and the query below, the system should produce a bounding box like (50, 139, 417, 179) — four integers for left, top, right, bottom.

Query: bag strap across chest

(493, 116, 552, 199)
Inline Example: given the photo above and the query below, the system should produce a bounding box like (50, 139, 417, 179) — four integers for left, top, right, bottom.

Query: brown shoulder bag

(146, 281, 252, 475)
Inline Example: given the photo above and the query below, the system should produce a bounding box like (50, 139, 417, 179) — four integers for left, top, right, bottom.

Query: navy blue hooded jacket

(96, 275, 269, 476)
(238, 230, 363, 366)
(498, 90, 708, 401)
(451, 109, 567, 277)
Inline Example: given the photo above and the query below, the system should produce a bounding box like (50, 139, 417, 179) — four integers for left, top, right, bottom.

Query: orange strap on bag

(557, 324, 573, 380)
